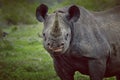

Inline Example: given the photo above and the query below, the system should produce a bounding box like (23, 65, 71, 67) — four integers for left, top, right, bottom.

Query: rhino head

(36, 4, 80, 55)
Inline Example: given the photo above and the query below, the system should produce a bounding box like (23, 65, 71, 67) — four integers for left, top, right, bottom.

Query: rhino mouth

(53, 48, 63, 52)
(49, 46, 64, 53)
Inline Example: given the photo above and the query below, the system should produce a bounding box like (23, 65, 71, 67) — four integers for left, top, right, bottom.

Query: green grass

(0, 24, 59, 80)
(0, 0, 38, 25)
(0, 24, 116, 80)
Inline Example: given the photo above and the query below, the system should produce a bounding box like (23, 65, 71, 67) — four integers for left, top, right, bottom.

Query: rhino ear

(36, 4, 48, 22)
(67, 5, 80, 22)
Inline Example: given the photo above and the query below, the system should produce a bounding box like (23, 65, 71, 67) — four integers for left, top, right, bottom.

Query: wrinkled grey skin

(36, 4, 120, 80)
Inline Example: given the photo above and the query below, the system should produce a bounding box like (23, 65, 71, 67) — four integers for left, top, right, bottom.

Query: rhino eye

(42, 33, 46, 41)
(65, 33, 69, 40)
(43, 33, 45, 37)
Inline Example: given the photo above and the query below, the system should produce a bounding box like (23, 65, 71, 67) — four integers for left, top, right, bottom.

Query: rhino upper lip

(48, 46, 63, 52)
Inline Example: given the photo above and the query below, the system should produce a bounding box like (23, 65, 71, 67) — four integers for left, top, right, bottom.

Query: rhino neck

(50, 13, 62, 37)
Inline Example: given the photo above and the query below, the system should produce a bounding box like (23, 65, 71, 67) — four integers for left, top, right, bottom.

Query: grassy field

(0, 24, 116, 80)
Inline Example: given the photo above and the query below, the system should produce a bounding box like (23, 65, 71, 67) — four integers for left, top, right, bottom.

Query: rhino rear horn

(36, 4, 48, 22)
(67, 5, 80, 22)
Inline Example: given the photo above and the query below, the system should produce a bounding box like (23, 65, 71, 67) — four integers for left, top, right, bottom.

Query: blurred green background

(0, 0, 119, 80)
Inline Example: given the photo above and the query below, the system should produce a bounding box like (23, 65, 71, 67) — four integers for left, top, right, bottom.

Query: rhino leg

(88, 59, 106, 80)
(116, 74, 120, 80)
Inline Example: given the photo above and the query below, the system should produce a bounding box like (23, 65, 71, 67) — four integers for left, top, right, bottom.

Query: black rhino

(36, 4, 120, 80)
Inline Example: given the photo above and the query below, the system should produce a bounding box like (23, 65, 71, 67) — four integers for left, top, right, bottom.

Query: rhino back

(94, 6, 120, 54)
(93, 6, 120, 23)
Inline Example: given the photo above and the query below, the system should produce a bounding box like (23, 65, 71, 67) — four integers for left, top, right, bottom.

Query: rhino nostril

(47, 43, 50, 46)
(47, 43, 53, 50)
(61, 42, 64, 46)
